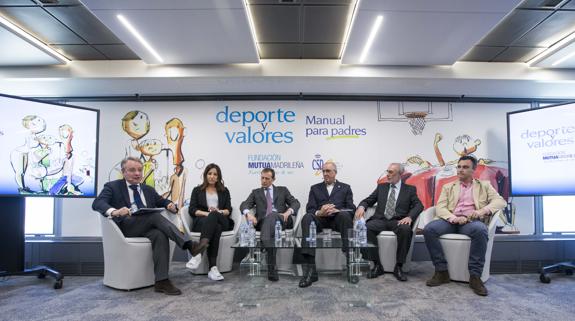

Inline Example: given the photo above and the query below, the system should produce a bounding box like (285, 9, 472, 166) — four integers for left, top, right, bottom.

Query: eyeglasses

(322, 169, 334, 173)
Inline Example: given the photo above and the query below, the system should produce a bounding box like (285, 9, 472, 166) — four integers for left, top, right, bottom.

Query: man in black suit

(354, 163, 423, 281)
(92, 157, 206, 295)
(299, 161, 356, 288)
(240, 168, 300, 281)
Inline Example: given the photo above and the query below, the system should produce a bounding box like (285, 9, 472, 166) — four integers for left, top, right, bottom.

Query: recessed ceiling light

(339, 0, 361, 60)
(117, 14, 163, 64)
(529, 31, 575, 67)
(242, 0, 260, 61)
(0, 14, 69, 64)
(359, 15, 383, 64)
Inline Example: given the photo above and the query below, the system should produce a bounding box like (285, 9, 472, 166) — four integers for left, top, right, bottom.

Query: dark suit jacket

(358, 182, 423, 221)
(92, 179, 171, 224)
(240, 185, 300, 221)
(306, 180, 356, 215)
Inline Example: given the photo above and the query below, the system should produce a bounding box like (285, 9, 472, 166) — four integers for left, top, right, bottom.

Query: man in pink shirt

(423, 156, 506, 296)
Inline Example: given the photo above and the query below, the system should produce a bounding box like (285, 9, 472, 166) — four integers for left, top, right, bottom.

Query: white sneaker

(208, 266, 224, 281)
(186, 254, 202, 270)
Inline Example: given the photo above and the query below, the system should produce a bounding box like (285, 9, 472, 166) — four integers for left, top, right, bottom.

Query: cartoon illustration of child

(138, 139, 163, 188)
(10, 115, 46, 193)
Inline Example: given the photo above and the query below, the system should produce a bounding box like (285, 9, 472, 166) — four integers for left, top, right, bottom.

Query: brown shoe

(189, 239, 209, 257)
(426, 271, 450, 287)
(469, 275, 488, 296)
(154, 279, 182, 295)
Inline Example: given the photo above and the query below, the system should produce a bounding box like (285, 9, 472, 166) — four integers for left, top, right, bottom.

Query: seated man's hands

(354, 207, 365, 220)
(166, 202, 178, 214)
(318, 204, 338, 217)
(398, 216, 412, 225)
(246, 213, 258, 226)
(452, 216, 468, 225)
(469, 209, 489, 221)
(112, 207, 131, 217)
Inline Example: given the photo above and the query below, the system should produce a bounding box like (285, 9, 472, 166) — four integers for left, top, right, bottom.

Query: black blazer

(188, 185, 232, 218)
(92, 179, 171, 223)
(239, 185, 300, 221)
(306, 180, 356, 215)
(358, 182, 423, 221)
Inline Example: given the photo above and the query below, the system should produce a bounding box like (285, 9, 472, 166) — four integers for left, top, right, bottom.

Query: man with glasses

(240, 168, 300, 282)
(93, 157, 207, 295)
(423, 155, 506, 296)
(354, 163, 423, 281)
(299, 161, 356, 287)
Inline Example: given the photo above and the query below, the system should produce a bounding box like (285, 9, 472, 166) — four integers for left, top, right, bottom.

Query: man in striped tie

(354, 163, 423, 281)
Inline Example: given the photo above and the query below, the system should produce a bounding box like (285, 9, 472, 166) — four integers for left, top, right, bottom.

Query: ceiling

(0, 0, 575, 68)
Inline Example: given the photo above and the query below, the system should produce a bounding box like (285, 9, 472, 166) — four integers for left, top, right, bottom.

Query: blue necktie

(129, 184, 145, 209)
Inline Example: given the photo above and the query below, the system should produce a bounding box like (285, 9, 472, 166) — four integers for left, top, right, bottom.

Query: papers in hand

(131, 208, 165, 215)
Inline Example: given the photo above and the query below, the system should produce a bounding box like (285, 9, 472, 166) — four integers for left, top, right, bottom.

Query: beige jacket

(435, 179, 506, 223)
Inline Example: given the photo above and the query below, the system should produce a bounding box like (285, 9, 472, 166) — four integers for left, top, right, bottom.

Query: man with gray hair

(93, 157, 206, 295)
(299, 161, 356, 287)
(355, 163, 423, 281)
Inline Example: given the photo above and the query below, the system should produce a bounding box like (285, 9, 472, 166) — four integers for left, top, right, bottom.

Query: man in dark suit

(355, 163, 423, 281)
(299, 161, 356, 288)
(240, 168, 300, 281)
(92, 157, 206, 295)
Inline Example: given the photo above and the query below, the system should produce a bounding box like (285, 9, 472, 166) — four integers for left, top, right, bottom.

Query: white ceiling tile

(86, 8, 258, 64)
(359, 0, 522, 13)
(80, 0, 244, 10)
(342, 0, 523, 65)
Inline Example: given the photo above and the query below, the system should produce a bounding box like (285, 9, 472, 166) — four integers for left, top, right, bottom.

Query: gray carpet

(1, 262, 574, 321)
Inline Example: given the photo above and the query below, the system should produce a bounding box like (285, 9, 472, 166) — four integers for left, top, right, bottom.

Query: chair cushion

(377, 231, 396, 237)
(125, 237, 152, 244)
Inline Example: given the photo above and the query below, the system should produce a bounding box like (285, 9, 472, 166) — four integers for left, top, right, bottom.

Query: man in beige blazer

(423, 155, 506, 296)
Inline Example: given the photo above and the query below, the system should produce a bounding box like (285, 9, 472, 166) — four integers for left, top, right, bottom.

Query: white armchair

(366, 206, 423, 273)
(180, 206, 240, 274)
(99, 213, 175, 290)
(422, 207, 500, 282)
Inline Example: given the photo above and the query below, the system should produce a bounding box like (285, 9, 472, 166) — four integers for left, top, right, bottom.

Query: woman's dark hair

(200, 163, 225, 192)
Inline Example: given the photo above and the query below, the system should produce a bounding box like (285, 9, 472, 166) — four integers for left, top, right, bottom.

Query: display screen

(508, 102, 575, 196)
(0, 94, 99, 197)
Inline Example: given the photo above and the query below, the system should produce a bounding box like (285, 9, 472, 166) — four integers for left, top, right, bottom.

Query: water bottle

(248, 221, 256, 247)
(275, 220, 282, 246)
(239, 220, 248, 246)
(309, 221, 317, 247)
(358, 218, 367, 246)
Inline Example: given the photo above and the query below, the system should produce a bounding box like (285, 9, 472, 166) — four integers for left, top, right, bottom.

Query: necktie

(265, 187, 273, 216)
(384, 184, 396, 220)
(129, 184, 145, 209)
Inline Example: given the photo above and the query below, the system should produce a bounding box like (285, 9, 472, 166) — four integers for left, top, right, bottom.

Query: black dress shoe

(299, 266, 318, 288)
(393, 265, 407, 282)
(154, 279, 182, 295)
(268, 266, 279, 282)
(367, 263, 384, 279)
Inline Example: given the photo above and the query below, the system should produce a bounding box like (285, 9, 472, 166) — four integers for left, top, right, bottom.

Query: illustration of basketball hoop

(377, 101, 453, 136)
(405, 111, 428, 135)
